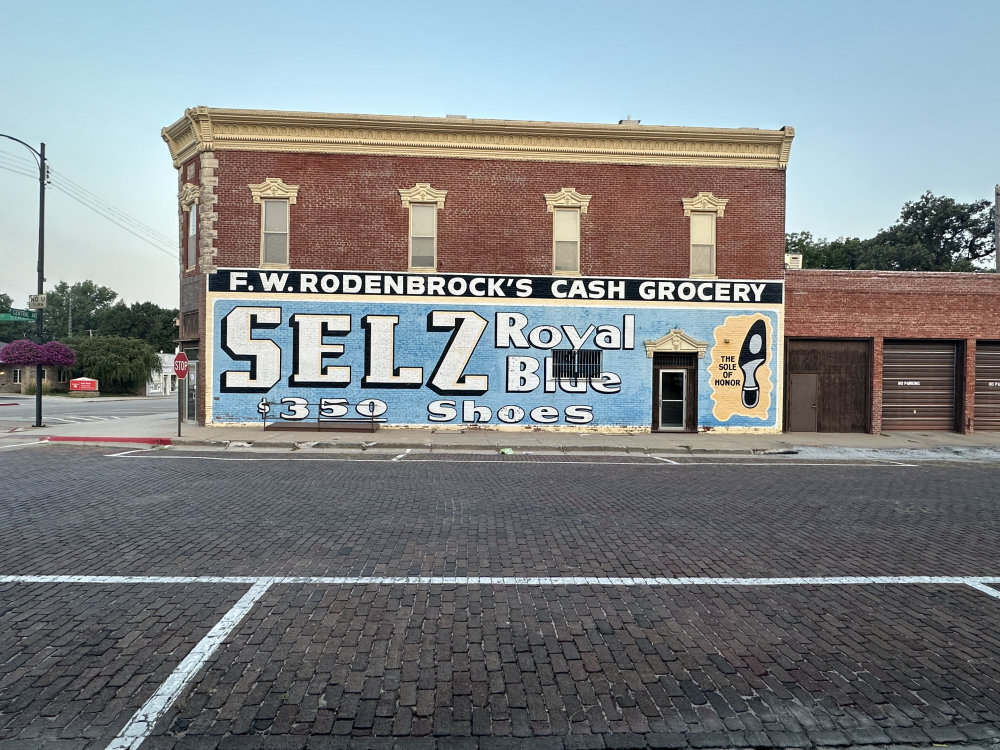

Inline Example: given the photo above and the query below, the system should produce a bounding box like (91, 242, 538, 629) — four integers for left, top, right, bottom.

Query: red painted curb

(44, 436, 173, 446)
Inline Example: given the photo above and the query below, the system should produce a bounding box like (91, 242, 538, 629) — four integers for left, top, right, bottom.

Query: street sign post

(174, 353, 189, 437)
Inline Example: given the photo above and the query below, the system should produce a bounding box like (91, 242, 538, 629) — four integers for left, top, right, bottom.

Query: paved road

(1, 445, 998, 749)
(0, 395, 175, 425)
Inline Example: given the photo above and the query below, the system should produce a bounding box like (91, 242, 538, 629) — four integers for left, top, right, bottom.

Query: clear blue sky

(2, 0, 997, 310)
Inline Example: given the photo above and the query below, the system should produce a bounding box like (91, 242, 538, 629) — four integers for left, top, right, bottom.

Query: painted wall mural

(708, 315, 774, 421)
(207, 270, 783, 431)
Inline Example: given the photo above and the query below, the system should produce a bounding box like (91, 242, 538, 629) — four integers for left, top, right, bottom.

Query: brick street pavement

(1, 445, 999, 749)
(0, 583, 247, 749)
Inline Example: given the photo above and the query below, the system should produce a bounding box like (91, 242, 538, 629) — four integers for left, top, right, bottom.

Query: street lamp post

(1, 134, 47, 427)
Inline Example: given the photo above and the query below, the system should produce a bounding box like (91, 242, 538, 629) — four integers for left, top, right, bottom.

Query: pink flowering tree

(39, 341, 77, 367)
(0, 339, 77, 369)
(0, 339, 43, 365)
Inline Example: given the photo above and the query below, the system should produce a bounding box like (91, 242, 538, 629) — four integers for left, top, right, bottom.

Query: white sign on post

(28, 294, 47, 309)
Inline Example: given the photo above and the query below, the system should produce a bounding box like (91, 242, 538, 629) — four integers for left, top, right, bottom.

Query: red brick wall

(786, 270, 1000, 433)
(212, 152, 787, 279)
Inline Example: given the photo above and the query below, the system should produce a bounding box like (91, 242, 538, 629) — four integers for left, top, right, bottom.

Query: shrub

(73, 336, 160, 393)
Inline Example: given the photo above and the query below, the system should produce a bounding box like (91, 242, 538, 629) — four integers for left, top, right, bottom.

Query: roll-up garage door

(882, 342, 957, 430)
(974, 343, 1000, 430)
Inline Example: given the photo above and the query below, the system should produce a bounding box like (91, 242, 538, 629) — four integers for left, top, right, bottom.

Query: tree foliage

(787, 191, 996, 272)
(72, 336, 161, 393)
(43, 280, 119, 340)
(96, 301, 178, 352)
(0, 293, 35, 342)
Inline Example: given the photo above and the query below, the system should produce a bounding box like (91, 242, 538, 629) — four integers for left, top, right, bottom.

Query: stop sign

(173, 352, 189, 379)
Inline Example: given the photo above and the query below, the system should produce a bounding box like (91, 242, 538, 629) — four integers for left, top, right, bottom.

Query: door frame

(652, 366, 697, 432)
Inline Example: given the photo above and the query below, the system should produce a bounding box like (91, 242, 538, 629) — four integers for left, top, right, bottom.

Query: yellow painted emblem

(709, 315, 772, 421)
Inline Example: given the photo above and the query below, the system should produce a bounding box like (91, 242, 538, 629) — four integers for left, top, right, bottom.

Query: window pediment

(179, 183, 199, 209)
(545, 187, 592, 213)
(399, 183, 447, 209)
(682, 192, 728, 217)
(248, 178, 300, 204)
(644, 329, 709, 359)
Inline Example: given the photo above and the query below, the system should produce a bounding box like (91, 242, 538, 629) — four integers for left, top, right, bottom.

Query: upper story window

(682, 192, 729, 278)
(262, 199, 289, 265)
(552, 209, 580, 274)
(545, 188, 592, 275)
(399, 183, 447, 271)
(187, 203, 199, 268)
(248, 178, 300, 268)
(179, 183, 199, 270)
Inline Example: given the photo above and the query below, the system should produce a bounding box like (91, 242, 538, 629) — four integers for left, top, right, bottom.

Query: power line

(0, 163, 36, 180)
(50, 166, 176, 247)
(0, 147, 179, 259)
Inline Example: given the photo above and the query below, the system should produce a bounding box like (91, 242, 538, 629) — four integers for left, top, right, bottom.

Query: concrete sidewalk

(6, 406, 1000, 459)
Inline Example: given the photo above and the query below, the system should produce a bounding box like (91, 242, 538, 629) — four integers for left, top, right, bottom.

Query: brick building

(785, 270, 1000, 433)
(161, 107, 998, 434)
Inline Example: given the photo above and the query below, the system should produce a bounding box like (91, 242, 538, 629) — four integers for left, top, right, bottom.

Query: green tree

(785, 232, 868, 270)
(0, 292, 37, 342)
(96, 301, 178, 352)
(787, 192, 996, 272)
(43, 281, 119, 340)
(865, 192, 995, 271)
(72, 336, 161, 393)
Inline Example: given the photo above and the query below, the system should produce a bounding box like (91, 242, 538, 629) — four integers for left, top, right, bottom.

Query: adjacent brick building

(785, 270, 1000, 433)
(161, 107, 998, 434)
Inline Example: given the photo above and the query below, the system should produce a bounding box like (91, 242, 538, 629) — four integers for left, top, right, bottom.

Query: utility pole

(994, 184, 998, 273)
(0, 134, 47, 427)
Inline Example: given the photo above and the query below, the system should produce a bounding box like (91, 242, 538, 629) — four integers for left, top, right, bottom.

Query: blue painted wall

(210, 291, 781, 431)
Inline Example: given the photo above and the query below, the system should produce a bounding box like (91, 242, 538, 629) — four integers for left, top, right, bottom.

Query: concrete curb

(44, 436, 173, 446)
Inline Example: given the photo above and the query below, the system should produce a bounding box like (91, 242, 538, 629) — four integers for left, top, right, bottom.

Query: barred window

(552, 350, 602, 380)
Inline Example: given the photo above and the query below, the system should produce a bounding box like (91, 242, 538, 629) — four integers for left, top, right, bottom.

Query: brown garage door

(882, 341, 957, 431)
(786, 339, 870, 432)
(975, 342, 1000, 430)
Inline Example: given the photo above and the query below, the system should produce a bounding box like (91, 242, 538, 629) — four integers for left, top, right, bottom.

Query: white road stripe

(967, 582, 1000, 599)
(3, 574, 999, 587)
(649, 455, 679, 464)
(104, 579, 273, 750)
(0, 440, 49, 451)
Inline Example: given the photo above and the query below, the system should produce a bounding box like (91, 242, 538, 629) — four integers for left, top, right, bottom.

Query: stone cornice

(163, 107, 794, 170)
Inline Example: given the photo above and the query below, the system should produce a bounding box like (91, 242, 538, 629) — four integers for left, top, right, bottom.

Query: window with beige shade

(682, 192, 729, 278)
(399, 183, 447, 271)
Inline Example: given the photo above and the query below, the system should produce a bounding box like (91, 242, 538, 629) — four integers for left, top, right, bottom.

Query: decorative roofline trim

(163, 107, 794, 170)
